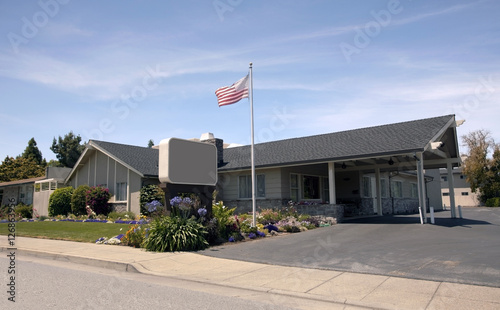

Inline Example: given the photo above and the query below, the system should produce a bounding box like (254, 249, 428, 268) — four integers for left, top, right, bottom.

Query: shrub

(140, 184, 165, 215)
(86, 186, 111, 215)
(212, 201, 236, 239)
(71, 184, 90, 216)
(257, 208, 281, 224)
(49, 186, 74, 216)
(485, 197, 500, 207)
(124, 223, 147, 248)
(15, 203, 33, 219)
(143, 216, 208, 252)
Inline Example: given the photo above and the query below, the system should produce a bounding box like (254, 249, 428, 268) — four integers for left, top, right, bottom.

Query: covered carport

(325, 115, 463, 224)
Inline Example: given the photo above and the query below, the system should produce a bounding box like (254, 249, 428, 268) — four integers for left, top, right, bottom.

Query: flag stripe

(215, 75, 249, 107)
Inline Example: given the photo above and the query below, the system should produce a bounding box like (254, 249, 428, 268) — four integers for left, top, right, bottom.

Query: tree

(0, 156, 45, 182)
(50, 131, 85, 168)
(21, 137, 45, 166)
(147, 139, 154, 148)
(462, 130, 500, 203)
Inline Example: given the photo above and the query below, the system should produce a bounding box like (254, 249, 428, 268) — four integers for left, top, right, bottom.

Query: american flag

(215, 75, 249, 107)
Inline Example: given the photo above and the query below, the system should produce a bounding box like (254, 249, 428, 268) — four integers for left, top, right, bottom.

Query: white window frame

(392, 180, 403, 198)
(116, 182, 127, 202)
(238, 174, 265, 199)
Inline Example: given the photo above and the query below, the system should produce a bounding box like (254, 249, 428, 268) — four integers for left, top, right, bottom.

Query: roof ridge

(227, 114, 455, 149)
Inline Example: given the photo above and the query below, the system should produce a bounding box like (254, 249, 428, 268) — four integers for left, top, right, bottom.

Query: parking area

(201, 207, 500, 287)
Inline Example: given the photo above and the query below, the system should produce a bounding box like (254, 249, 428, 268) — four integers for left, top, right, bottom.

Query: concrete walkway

(2, 236, 499, 309)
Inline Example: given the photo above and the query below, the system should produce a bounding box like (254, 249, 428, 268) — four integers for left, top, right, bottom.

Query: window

(362, 176, 371, 198)
(411, 183, 418, 198)
(462, 192, 469, 196)
(443, 192, 450, 196)
(35, 184, 40, 192)
(41, 182, 49, 191)
(290, 174, 299, 201)
(0, 189, 3, 204)
(380, 179, 388, 198)
(303, 175, 320, 199)
(50, 181, 57, 190)
(460, 175, 465, 179)
(239, 175, 265, 199)
(116, 182, 127, 201)
(441, 176, 448, 182)
(322, 177, 330, 203)
(392, 181, 403, 198)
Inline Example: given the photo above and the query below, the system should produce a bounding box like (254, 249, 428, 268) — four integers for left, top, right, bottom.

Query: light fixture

(341, 162, 346, 169)
(388, 157, 394, 165)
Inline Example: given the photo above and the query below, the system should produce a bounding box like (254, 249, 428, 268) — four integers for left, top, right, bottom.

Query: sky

(1, 0, 499, 162)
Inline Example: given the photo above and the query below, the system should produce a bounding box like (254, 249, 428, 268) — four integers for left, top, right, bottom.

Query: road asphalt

(1, 208, 500, 309)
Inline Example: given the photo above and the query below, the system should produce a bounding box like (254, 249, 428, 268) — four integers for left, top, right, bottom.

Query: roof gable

(89, 140, 159, 177)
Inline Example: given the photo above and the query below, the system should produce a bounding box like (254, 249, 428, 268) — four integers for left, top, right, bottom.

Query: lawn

(0, 221, 131, 243)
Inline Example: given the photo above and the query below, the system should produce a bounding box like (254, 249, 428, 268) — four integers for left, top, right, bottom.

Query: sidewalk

(2, 236, 500, 310)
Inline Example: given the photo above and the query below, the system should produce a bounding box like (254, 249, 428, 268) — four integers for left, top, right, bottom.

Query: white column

(447, 162, 457, 218)
(328, 162, 336, 204)
(416, 152, 427, 224)
(375, 167, 382, 215)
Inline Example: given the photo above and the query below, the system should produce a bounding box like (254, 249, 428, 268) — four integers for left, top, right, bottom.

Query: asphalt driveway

(201, 207, 500, 287)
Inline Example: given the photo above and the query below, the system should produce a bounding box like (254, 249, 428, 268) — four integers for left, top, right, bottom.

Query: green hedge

(49, 187, 74, 216)
(485, 197, 500, 207)
(71, 185, 90, 216)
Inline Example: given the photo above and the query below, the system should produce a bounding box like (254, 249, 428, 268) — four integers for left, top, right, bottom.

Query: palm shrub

(212, 201, 236, 240)
(143, 216, 208, 252)
(71, 184, 90, 216)
(49, 186, 74, 216)
(86, 186, 111, 215)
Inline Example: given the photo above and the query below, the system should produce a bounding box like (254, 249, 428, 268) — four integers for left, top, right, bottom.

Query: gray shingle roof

(220, 115, 455, 171)
(89, 140, 159, 177)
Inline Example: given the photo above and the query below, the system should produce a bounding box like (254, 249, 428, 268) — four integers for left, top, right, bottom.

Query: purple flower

(116, 234, 125, 240)
(264, 224, 278, 232)
(257, 231, 266, 237)
(228, 236, 235, 242)
(197, 208, 207, 217)
(248, 232, 256, 239)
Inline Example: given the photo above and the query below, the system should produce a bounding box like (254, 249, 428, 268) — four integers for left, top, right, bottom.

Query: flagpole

(249, 62, 256, 227)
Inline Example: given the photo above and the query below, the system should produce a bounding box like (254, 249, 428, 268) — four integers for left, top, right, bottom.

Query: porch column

(375, 167, 383, 215)
(416, 152, 427, 224)
(447, 162, 457, 218)
(328, 162, 337, 204)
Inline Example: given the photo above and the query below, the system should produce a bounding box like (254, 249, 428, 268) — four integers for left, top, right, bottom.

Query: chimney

(200, 133, 223, 166)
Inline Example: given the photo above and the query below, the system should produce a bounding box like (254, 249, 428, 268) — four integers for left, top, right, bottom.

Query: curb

(3, 246, 382, 309)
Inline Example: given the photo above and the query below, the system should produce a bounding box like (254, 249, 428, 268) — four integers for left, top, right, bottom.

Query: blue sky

(1, 0, 499, 162)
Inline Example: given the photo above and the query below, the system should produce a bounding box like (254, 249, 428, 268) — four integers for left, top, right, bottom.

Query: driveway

(201, 207, 500, 287)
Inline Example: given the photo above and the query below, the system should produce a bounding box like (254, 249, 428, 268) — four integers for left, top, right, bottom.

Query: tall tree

(462, 130, 500, 203)
(147, 139, 154, 148)
(50, 131, 85, 168)
(0, 156, 45, 182)
(21, 137, 45, 166)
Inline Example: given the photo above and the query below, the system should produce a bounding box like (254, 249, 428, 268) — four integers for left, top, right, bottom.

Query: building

(218, 114, 460, 221)
(0, 167, 71, 211)
(440, 166, 479, 208)
(3, 114, 464, 221)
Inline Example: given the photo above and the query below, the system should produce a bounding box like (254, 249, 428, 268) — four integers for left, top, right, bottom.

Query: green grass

(0, 221, 131, 243)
